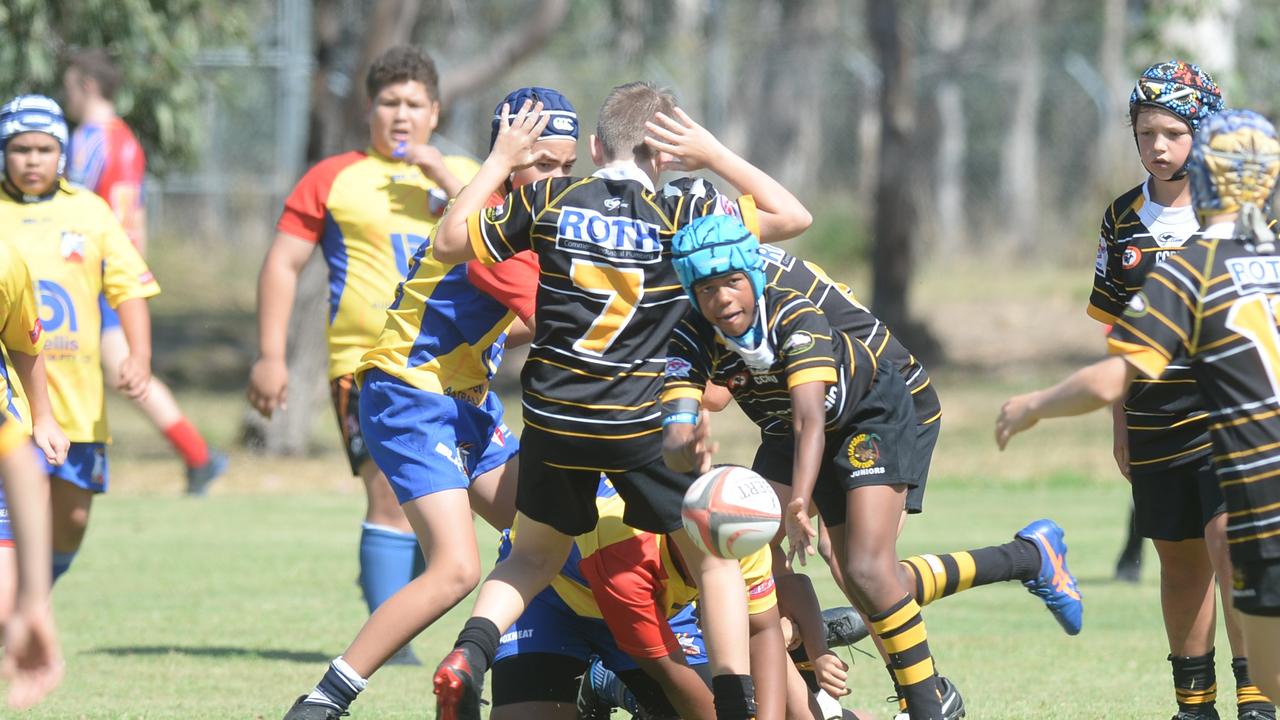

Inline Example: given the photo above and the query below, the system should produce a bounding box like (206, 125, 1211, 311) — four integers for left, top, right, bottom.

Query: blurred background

(3, 0, 1278, 475)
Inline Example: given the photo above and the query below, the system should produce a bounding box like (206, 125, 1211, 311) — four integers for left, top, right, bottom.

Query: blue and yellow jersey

(0, 240, 43, 424)
(0, 179, 159, 442)
(277, 150, 480, 379)
(359, 190, 538, 401)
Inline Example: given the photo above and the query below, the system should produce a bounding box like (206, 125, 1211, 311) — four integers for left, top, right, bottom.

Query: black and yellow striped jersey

(1089, 182, 1210, 471)
(467, 165, 758, 471)
(1109, 229, 1280, 563)
(661, 286, 875, 437)
(756, 244, 940, 427)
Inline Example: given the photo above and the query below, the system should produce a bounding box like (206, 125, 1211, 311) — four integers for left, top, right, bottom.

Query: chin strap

(1238, 204, 1277, 254)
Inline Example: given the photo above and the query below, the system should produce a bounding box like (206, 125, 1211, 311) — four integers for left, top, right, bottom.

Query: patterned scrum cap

(0, 94, 68, 175)
(489, 86, 578, 150)
(1188, 109, 1280, 217)
(1129, 60, 1224, 132)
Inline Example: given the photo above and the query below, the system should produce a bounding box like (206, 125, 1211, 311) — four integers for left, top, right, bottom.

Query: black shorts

(516, 426, 694, 536)
(754, 363, 918, 528)
(1233, 557, 1280, 617)
(1131, 456, 1225, 542)
(330, 374, 370, 475)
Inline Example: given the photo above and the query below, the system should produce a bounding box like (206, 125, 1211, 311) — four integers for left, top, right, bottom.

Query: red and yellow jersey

(0, 240, 43, 424)
(0, 180, 159, 442)
(278, 150, 480, 379)
(359, 194, 539, 401)
(519, 481, 775, 659)
(68, 118, 146, 248)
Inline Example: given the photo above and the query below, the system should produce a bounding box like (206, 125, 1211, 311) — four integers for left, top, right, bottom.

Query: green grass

(16, 481, 1239, 719)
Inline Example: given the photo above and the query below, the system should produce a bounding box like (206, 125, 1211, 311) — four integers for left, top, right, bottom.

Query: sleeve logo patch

(1124, 291, 1149, 318)
(138, 271, 155, 285)
(28, 319, 41, 344)
(665, 357, 693, 377)
(1095, 236, 1107, 275)
(782, 331, 815, 356)
(484, 201, 507, 223)
(1121, 245, 1142, 270)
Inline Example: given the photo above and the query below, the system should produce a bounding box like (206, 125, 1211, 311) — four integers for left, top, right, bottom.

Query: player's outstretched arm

(0, 435, 63, 710)
(248, 232, 314, 417)
(786, 382, 826, 567)
(774, 571, 848, 698)
(8, 352, 68, 465)
(996, 356, 1137, 450)
(432, 100, 548, 264)
(645, 108, 812, 242)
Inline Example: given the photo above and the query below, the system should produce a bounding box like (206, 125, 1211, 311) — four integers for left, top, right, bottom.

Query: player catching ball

(997, 108, 1280, 704)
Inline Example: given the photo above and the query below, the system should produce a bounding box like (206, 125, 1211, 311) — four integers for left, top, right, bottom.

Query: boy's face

(510, 139, 576, 188)
(368, 80, 439, 159)
(694, 271, 757, 337)
(1135, 107, 1193, 182)
(5, 132, 61, 195)
(61, 67, 90, 122)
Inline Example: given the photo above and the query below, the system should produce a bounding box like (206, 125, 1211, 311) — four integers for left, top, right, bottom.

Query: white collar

(1202, 221, 1236, 239)
(592, 162, 655, 193)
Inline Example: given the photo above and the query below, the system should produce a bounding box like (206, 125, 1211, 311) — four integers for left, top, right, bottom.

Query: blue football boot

(1016, 518, 1083, 635)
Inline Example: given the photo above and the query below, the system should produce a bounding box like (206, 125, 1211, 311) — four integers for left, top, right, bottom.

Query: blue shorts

(359, 368, 519, 505)
(99, 294, 121, 331)
(40, 442, 108, 493)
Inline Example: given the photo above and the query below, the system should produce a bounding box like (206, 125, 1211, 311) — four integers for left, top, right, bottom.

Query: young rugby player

(251, 47, 476, 659)
(62, 48, 227, 495)
(1088, 60, 1271, 720)
(280, 86, 576, 720)
(0, 412, 63, 711)
(0, 94, 158, 583)
(661, 216, 1083, 720)
(996, 108, 1280, 705)
(429, 82, 812, 720)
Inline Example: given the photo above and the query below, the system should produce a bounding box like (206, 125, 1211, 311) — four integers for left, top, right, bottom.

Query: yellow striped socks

(870, 595, 941, 718)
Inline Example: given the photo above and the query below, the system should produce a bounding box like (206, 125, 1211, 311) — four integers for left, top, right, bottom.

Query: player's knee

(841, 553, 897, 604)
(53, 509, 89, 550)
(429, 552, 482, 600)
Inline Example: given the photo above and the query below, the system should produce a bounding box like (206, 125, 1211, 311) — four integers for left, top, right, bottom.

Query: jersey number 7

(570, 259, 644, 356)
(1225, 293, 1280, 396)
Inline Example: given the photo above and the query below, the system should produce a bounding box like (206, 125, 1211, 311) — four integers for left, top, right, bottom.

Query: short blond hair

(595, 81, 676, 163)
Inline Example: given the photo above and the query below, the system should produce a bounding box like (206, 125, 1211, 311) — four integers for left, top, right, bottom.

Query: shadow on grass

(87, 645, 328, 663)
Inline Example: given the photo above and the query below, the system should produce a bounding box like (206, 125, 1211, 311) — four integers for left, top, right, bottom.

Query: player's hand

(248, 357, 289, 418)
(116, 355, 151, 402)
(690, 409, 718, 474)
(400, 143, 455, 185)
(1113, 430, 1132, 482)
(2, 603, 64, 710)
(995, 393, 1040, 450)
(489, 100, 552, 172)
(31, 416, 69, 466)
(812, 651, 850, 698)
(785, 497, 817, 568)
(644, 107, 726, 173)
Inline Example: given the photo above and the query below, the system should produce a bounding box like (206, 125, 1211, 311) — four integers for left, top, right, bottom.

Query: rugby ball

(681, 466, 782, 559)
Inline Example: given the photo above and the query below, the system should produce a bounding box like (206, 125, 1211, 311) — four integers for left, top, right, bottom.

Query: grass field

(11, 252, 1233, 718)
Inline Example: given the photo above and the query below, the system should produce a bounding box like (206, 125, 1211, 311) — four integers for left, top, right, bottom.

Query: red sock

(163, 418, 210, 468)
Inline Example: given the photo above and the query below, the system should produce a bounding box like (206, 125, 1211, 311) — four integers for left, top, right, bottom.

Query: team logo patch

(60, 231, 86, 262)
(1121, 245, 1141, 270)
(782, 331, 815, 356)
(484, 201, 508, 223)
(1124, 291, 1149, 318)
(847, 432, 882, 469)
(728, 371, 750, 390)
(1094, 236, 1107, 275)
(28, 319, 41, 345)
(665, 357, 693, 377)
(427, 188, 449, 217)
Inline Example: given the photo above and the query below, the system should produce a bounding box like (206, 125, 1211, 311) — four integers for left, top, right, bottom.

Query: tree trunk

(1093, 0, 1127, 191)
(998, 0, 1042, 250)
(928, 0, 972, 253)
(869, 0, 916, 339)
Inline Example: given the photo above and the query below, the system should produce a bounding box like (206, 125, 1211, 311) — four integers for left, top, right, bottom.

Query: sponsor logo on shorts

(1121, 245, 1141, 270)
(499, 628, 534, 643)
(675, 632, 702, 657)
(435, 441, 472, 475)
(748, 576, 776, 599)
(666, 357, 693, 378)
(847, 432, 881, 470)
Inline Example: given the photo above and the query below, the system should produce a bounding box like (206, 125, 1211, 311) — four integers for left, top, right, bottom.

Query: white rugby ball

(681, 465, 782, 559)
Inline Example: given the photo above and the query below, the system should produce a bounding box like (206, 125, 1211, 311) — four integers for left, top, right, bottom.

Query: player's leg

(0, 489, 15, 623)
(1232, 558, 1280, 702)
(464, 398, 520, 532)
(1154, 538, 1220, 716)
(1238, 615, 1280, 704)
(99, 317, 225, 494)
(491, 652, 584, 720)
(1116, 503, 1145, 583)
(46, 443, 106, 582)
(1204, 509, 1275, 717)
(748, 604, 789, 720)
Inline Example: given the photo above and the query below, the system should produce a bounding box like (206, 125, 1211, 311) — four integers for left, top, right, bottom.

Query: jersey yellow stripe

(1087, 305, 1121, 325)
(788, 367, 837, 388)
(525, 390, 657, 412)
(1127, 442, 1213, 466)
(1211, 407, 1280, 432)
(524, 418, 662, 441)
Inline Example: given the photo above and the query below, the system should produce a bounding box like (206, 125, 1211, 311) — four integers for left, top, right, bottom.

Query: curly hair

(365, 46, 440, 102)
